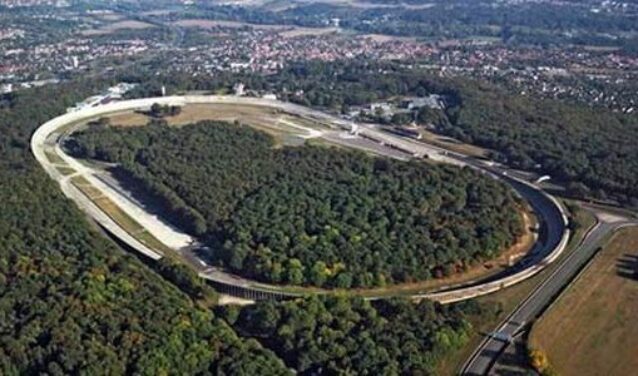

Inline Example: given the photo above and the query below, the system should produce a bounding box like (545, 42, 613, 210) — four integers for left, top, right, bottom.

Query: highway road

(31, 95, 569, 304)
(462, 216, 638, 375)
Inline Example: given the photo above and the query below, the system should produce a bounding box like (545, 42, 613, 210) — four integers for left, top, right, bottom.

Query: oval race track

(31, 95, 570, 303)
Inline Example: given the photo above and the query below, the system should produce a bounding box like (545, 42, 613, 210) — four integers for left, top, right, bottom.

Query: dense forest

(282, 62, 638, 206)
(0, 73, 498, 375)
(0, 80, 293, 374)
(127, 60, 638, 207)
(441, 80, 638, 207)
(68, 121, 524, 288)
(218, 295, 489, 375)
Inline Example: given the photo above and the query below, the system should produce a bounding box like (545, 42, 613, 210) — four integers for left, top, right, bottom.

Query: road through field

(462, 214, 638, 375)
(528, 226, 638, 376)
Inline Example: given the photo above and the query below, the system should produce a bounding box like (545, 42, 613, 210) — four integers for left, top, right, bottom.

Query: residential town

(1, 2, 638, 113)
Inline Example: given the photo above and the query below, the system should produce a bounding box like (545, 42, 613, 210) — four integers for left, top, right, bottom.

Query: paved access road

(462, 216, 638, 375)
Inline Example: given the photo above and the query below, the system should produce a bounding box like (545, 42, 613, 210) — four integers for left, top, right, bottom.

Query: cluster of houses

(345, 94, 445, 122)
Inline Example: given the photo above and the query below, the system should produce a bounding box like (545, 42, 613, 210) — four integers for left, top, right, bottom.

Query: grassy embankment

(70, 175, 174, 257)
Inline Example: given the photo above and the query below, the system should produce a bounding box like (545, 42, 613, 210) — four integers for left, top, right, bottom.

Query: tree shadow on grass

(616, 253, 638, 281)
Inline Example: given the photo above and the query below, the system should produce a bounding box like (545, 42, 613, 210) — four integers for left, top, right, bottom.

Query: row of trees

(69, 120, 524, 288)
(0, 79, 290, 374)
(149, 102, 182, 118)
(218, 295, 483, 375)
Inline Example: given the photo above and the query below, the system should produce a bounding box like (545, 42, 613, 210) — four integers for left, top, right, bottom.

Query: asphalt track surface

(31, 95, 569, 304)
